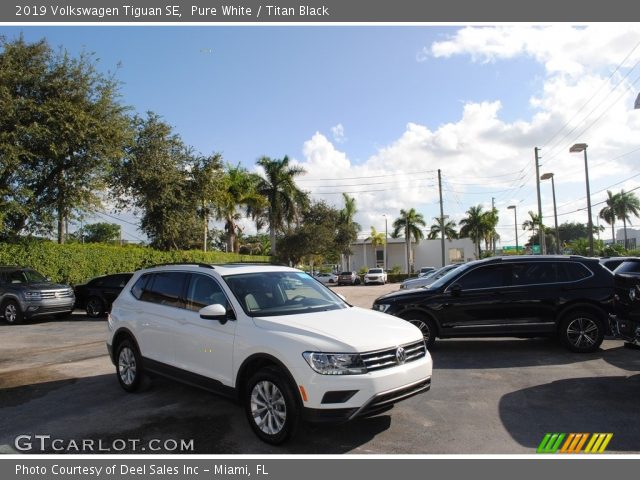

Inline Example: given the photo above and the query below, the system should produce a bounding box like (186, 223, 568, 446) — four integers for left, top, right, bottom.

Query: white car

(364, 268, 387, 285)
(107, 263, 432, 444)
(313, 272, 338, 284)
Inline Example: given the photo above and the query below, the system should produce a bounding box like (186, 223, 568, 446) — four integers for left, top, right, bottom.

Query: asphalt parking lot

(1, 283, 640, 454)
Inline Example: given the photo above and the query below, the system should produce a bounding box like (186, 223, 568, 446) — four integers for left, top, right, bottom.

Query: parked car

(74, 272, 133, 317)
(610, 258, 640, 347)
(418, 267, 436, 277)
(373, 256, 615, 353)
(313, 272, 338, 285)
(337, 271, 361, 285)
(399, 264, 462, 290)
(107, 263, 432, 444)
(600, 256, 638, 272)
(0, 266, 75, 324)
(364, 268, 387, 285)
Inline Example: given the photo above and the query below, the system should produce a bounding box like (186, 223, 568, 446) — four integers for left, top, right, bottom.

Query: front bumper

(610, 314, 640, 346)
(22, 298, 75, 319)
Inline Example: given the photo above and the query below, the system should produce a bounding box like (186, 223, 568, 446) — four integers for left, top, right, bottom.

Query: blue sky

(3, 25, 640, 246)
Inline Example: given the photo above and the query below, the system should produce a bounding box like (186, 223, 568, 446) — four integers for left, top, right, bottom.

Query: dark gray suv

(0, 266, 75, 324)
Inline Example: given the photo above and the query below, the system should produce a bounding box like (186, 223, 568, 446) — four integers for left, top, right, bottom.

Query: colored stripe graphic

(537, 433, 566, 453)
(560, 433, 589, 453)
(584, 433, 613, 453)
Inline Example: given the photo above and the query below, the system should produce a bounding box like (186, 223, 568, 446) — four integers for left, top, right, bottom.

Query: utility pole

(492, 197, 496, 256)
(438, 169, 445, 267)
(534, 147, 545, 254)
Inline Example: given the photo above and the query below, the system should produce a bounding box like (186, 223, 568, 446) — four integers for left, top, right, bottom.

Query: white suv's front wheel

(245, 367, 299, 444)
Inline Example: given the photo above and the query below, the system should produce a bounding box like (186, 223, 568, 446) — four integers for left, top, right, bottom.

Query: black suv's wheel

(559, 310, 604, 353)
(2, 300, 23, 325)
(245, 367, 299, 445)
(115, 339, 146, 392)
(86, 296, 105, 318)
(401, 313, 437, 349)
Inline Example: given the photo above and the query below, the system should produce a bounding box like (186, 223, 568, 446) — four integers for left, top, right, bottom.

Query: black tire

(115, 338, 147, 392)
(559, 310, 604, 353)
(85, 296, 105, 318)
(244, 367, 300, 445)
(402, 313, 437, 349)
(2, 299, 23, 325)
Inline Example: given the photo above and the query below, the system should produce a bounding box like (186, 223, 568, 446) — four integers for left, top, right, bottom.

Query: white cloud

(291, 25, 640, 246)
(330, 123, 346, 143)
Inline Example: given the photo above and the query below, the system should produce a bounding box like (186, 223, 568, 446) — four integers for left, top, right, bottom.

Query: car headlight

(631, 288, 637, 302)
(372, 303, 391, 313)
(302, 352, 367, 375)
(23, 291, 42, 301)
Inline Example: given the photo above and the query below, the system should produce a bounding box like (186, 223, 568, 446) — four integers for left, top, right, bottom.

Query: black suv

(0, 266, 75, 324)
(610, 258, 640, 346)
(74, 272, 133, 317)
(373, 256, 614, 352)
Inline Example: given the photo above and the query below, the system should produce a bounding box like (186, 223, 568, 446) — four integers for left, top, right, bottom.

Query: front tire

(115, 339, 147, 392)
(245, 367, 299, 445)
(402, 313, 437, 349)
(86, 296, 105, 318)
(559, 310, 604, 353)
(2, 300, 23, 325)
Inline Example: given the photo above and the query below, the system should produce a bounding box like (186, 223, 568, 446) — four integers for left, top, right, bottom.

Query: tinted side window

(512, 262, 558, 285)
(90, 277, 105, 287)
(186, 274, 229, 312)
(614, 261, 640, 275)
(456, 265, 510, 290)
(141, 272, 188, 308)
(563, 262, 592, 281)
(103, 274, 130, 288)
(131, 274, 150, 300)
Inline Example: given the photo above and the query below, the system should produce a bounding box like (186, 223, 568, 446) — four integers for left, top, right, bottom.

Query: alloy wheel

(565, 317, 599, 349)
(118, 346, 137, 386)
(250, 380, 287, 436)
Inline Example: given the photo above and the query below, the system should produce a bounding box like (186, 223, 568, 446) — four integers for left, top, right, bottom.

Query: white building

(344, 237, 477, 273)
(605, 227, 640, 250)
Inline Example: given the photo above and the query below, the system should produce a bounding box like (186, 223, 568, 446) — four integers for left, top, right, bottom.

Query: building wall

(345, 237, 476, 273)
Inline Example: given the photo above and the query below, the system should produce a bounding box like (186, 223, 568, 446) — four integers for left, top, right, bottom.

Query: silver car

(399, 264, 462, 290)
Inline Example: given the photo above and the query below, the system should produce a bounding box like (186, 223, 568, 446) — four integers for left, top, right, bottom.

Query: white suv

(364, 268, 387, 285)
(107, 263, 432, 444)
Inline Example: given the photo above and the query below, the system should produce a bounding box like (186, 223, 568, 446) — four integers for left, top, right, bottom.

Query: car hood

(251, 306, 421, 352)
(375, 287, 439, 303)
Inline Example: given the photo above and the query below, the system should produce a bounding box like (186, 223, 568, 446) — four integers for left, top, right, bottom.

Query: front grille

(355, 378, 431, 418)
(39, 289, 73, 299)
(360, 339, 426, 373)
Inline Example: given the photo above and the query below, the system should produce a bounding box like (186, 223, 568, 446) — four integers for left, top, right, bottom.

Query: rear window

(615, 260, 640, 275)
(131, 272, 189, 309)
(340, 272, 352, 276)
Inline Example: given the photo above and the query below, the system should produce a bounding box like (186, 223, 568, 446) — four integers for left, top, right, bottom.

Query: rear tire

(2, 300, 23, 325)
(402, 313, 437, 349)
(559, 310, 604, 353)
(244, 367, 299, 444)
(86, 296, 105, 318)
(115, 338, 147, 392)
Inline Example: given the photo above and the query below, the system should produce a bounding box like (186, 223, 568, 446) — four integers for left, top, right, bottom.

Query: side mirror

(450, 284, 462, 296)
(199, 304, 229, 323)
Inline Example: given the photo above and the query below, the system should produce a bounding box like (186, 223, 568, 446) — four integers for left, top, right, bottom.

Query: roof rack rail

(149, 262, 215, 269)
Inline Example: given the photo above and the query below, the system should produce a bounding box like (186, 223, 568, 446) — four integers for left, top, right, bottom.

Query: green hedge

(386, 274, 411, 283)
(0, 241, 270, 285)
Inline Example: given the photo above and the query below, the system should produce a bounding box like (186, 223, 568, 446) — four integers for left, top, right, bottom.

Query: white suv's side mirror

(199, 304, 228, 322)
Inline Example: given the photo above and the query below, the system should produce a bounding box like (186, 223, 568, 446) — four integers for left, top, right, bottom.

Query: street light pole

(570, 143, 594, 256)
(541, 173, 560, 254)
(508, 205, 518, 254)
(383, 214, 388, 271)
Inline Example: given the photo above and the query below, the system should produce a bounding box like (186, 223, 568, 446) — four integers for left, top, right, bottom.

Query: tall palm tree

(599, 190, 619, 246)
(427, 217, 458, 240)
(340, 193, 361, 269)
(482, 208, 500, 254)
(214, 164, 264, 253)
(366, 226, 386, 267)
(392, 208, 426, 273)
(614, 189, 640, 250)
(459, 205, 488, 259)
(522, 210, 544, 251)
(256, 155, 308, 255)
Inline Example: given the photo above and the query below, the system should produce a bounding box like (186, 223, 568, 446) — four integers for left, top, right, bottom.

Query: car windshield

(428, 264, 466, 289)
(368, 268, 383, 274)
(223, 271, 347, 317)
(8, 269, 48, 284)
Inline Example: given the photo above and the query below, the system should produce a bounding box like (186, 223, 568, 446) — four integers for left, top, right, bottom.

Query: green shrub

(0, 240, 270, 285)
(387, 274, 411, 283)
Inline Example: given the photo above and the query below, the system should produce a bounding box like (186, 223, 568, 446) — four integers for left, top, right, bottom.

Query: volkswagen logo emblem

(396, 346, 406, 364)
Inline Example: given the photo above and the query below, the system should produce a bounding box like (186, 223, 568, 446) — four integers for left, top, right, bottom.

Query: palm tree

(482, 208, 500, 254)
(214, 164, 264, 253)
(522, 210, 544, 251)
(599, 190, 619, 246)
(459, 205, 488, 259)
(614, 189, 640, 250)
(366, 226, 386, 267)
(427, 217, 458, 240)
(339, 193, 361, 269)
(392, 208, 426, 273)
(256, 155, 308, 255)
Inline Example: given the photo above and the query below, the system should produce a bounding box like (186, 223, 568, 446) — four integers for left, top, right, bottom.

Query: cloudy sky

(4, 25, 640, 245)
